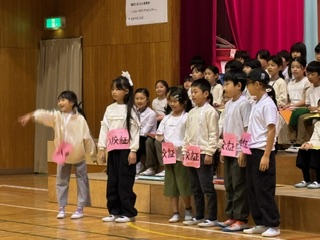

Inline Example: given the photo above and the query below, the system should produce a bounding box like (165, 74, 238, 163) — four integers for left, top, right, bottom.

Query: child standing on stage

(18, 90, 96, 219)
(182, 79, 220, 227)
(156, 87, 193, 223)
(98, 72, 140, 223)
(244, 68, 280, 237)
(134, 88, 157, 173)
(217, 69, 251, 232)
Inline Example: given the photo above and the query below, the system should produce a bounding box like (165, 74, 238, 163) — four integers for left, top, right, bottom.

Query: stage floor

(1, 174, 320, 239)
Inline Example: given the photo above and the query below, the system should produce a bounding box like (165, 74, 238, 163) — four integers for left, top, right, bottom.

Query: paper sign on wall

(126, 0, 168, 26)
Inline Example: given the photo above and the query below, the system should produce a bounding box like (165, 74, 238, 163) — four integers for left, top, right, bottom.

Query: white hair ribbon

(121, 71, 133, 86)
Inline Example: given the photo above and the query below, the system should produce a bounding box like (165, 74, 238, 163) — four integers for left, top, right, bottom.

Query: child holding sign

(97, 72, 140, 223)
(182, 79, 220, 227)
(244, 68, 281, 237)
(18, 91, 96, 219)
(155, 87, 193, 223)
(218, 69, 251, 232)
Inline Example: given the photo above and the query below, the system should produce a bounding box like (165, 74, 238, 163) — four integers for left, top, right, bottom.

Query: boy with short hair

(217, 69, 251, 232)
(244, 68, 281, 237)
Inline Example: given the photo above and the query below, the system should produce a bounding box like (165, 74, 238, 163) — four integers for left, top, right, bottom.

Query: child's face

(281, 57, 288, 68)
(246, 79, 259, 96)
(111, 83, 127, 104)
(315, 52, 320, 62)
(291, 61, 305, 80)
(243, 66, 252, 75)
(191, 69, 204, 80)
(58, 98, 73, 113)
(204, 69, 219, 85)
(291, 51, 301, 59)
(183, 80, 192, 90)
(267, 60, 282, 78)
(223, 80, 241, 99)
(167, 96, 184, 115)
(155, 82, 167, 98)
(191, 86, 208, 106)
(134, 92, 148, 110)
(307, 71, 320, 86)
(257, 56, 268, 69)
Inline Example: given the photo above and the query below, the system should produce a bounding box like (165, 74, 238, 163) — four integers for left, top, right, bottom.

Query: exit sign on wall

(44, 17, 66, 30)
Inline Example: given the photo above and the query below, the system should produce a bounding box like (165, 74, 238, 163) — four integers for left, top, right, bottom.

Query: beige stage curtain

(34, 37, 82, 173)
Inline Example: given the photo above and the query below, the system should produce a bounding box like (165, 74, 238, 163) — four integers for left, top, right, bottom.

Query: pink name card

(53, 142, 73, 164)
(162, 142, 176, 164)
(240, 132, 252, 154)
(183, 145, 201, 168)
(221, 133, 237, 157)
(107, 128, 130, 152)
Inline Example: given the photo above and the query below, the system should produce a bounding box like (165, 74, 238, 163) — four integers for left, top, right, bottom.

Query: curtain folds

(224, 0, 304, 57)
(34, 38, 82, 173)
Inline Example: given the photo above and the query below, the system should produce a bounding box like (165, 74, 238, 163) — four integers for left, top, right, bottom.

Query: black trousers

(246, 149, 280, 227)
(106, 149, 137, 217)
(296, 149, 320, 183)
(188, 154, 217, 220)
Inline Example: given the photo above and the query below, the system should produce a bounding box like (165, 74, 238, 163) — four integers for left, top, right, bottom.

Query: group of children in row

(17, 41, 320, 238)
(18, 66, 281, 238)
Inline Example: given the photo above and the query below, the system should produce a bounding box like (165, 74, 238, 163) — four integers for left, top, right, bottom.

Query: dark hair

(315, 43, 320, 54)
(290, 42, 307, 60)
(256, 49, 270, 60)
(155, 80, 169, 93)
(234, 50, 250, 61)
(206, 65, 220, 74)
(267, 55, 285, 79)
(191, 78, 213, 105)
(190, 56, 205, 66)
(112, 76, 136, 139)
(243, 58, 261, 69)
(306, 61, 320, 75)
(184, 75, 193, 82)
(167, 87, 193, 112)
(225, 59, 243, 72)
(135, 88, 150, 99)
(57, 90, 86, 119)
(290, 57, 307, 69)
(277, 50, 291, 62)
(191, 64, 206, 73)
(266, 85, 278, 109)
(224, 70, 247, 91)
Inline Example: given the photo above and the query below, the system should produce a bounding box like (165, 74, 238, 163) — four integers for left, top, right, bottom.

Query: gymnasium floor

(0, 174, 319, 240)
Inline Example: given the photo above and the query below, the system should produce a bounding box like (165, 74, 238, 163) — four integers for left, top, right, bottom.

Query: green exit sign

(44, 17, 66, 30)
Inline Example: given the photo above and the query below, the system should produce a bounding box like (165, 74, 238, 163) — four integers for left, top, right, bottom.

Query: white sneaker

(155, 170, 165, 177)
(307, 181, 320, 189)
(183, 217, 204, 225)
(102, 215, 120, 222)
(198, 219, 219, 227)
(261, 227, 280, 237)
(140, 168, 155, 176)
(136, 162, 142, 174)
(243, 225, 268, 234)
(115, 216, 135, 223)
(57, 211, 66, 219)
(71, 211, 84, 219)
(184, 208, 193, 221)
(294, 180, 311, 188)
(56, 207, 66, 219)
(285, 145, 299, 153)
(169, 213, 180, 223)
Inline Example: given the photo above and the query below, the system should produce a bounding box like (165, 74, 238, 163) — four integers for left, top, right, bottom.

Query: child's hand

(18, 113, 33, 126)
(97, 149, 106, 164)
(219, 154, 224, 163)
(259, 155, 270, 172)
(204, 155, 212, 165)
(238, 153, 246, 167)
(128, 151, 137, 165)
(300, 142, 312, 150)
